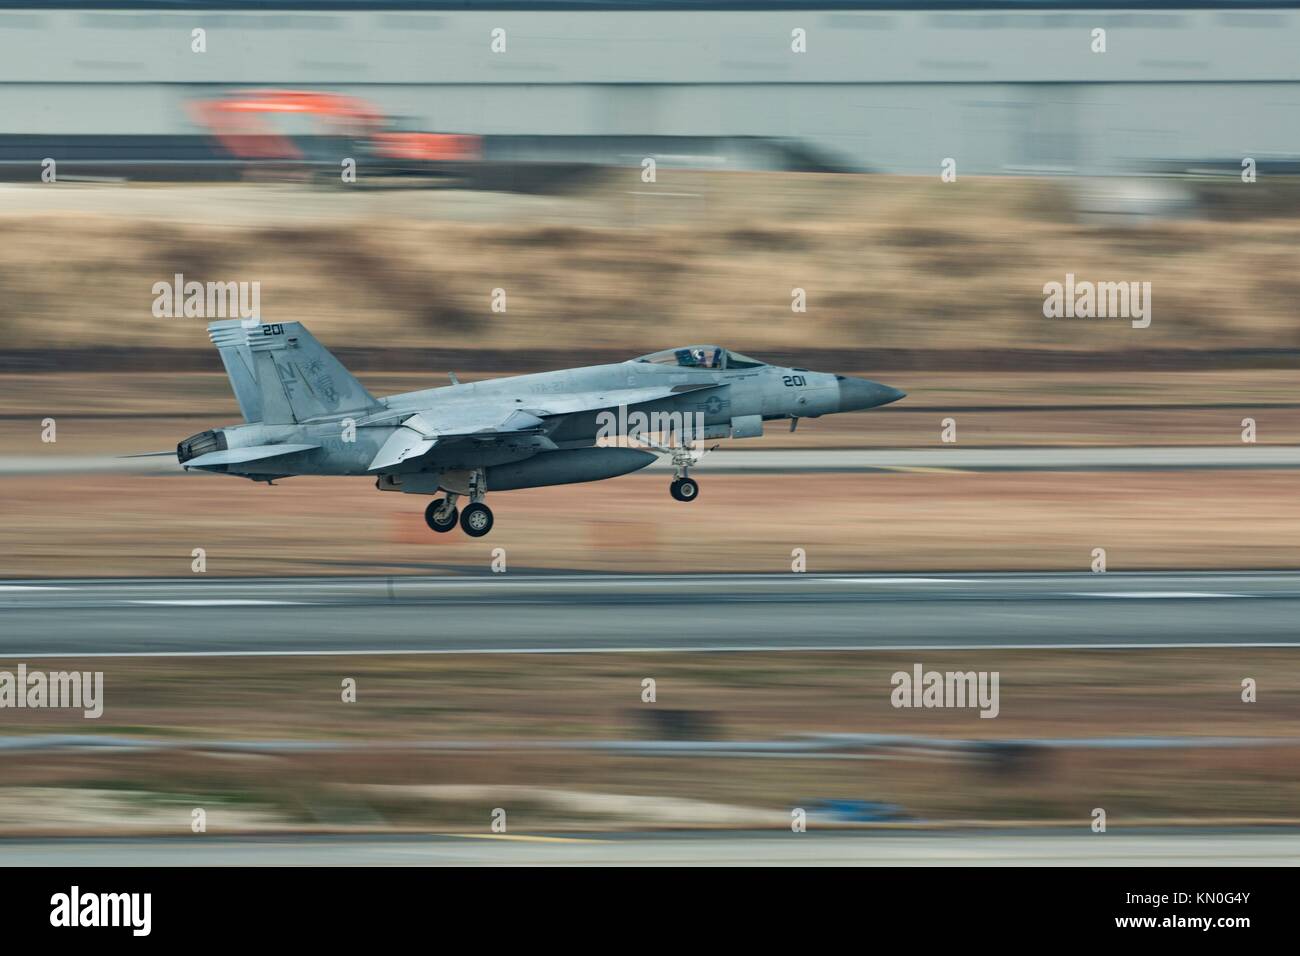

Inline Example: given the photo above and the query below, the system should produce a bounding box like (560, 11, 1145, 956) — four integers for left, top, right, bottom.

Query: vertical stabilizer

(207, 320, 380, 424)
(207, 320, 263, 422)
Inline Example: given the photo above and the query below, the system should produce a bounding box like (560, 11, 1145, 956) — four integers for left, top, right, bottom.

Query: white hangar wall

(2, 7, 1297, 172)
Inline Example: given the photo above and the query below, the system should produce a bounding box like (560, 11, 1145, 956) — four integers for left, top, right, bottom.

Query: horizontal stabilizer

(182, 443, 319, 470)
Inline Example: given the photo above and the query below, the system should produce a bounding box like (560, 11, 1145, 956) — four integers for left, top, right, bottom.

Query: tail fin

(208, 320, 263, 422)
(207, 320, 380, 424)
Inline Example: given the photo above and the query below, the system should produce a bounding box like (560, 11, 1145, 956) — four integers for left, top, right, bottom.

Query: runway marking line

(127, 599, 308, 606)
(822, 577, 979, 584)
(1067, 592, 1249, 599)
(874, 466, 970, 474)
(445, 833, 607, 844)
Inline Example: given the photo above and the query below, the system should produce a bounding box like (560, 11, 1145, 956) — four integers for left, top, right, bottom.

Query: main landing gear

(459, 501, 493, 537)
(424, 497, 459, 533)
(424, 494, 495, 537)
(423, 470, 495, 537)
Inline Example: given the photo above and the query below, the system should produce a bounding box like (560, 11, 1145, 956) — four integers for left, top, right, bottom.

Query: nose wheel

(670, 476, 699, 501)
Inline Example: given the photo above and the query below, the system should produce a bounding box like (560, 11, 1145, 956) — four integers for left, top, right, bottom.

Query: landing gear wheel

(460, 501, 494, 537)
(425, 498, 458, 533)
(670, 477, 699, 502)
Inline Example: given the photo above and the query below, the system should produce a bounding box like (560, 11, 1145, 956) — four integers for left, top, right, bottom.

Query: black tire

(460, 501, 494, 537)
(425, 499, 459, 533)
(670, 477, 699, 502)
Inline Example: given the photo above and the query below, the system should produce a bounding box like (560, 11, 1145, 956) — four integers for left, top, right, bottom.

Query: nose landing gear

(665, 442, 708, 502)
(670, 476, 699, 501)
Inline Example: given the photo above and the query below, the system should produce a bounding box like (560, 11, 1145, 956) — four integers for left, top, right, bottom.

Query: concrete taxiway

(0, 829, 1293, 866)
(1, 572, 1298, 657)
(6, 445, 1300, 476)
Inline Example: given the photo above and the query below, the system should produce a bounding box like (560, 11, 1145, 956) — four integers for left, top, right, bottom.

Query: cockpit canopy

(634, 346, 766, 370)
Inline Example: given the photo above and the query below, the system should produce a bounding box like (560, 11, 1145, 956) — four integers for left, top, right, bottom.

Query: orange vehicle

(189, 89, 482, 174)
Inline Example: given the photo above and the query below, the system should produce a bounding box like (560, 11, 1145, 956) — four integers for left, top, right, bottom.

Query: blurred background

(3, 0, 1300, 576)
(0, 0, 1298, 855)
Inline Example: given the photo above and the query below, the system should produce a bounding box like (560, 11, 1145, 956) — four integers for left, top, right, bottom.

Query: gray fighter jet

(176, 320, 905, 537)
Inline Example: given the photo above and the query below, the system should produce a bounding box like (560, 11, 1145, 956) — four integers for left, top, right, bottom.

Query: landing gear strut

(668, 444, 701, 502)
(460, 468, 494, 536)
(423, 469, 494, 537)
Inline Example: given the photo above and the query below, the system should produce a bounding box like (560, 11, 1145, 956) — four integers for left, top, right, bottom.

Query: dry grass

(0, 650, 1296, 832)
(2, 174, 1300, 354)
(3, 469, 1300, 577)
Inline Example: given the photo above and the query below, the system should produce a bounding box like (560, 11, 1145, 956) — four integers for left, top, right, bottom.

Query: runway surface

(7, 445, 1300, 475)
(0, 829, 1293, 866)
(2, 571, 1299, 657)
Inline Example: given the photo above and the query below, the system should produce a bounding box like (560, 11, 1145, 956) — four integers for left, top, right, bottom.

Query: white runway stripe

(1068, 592, 1249, 599)
(823, 577, 979, 584)
(127, 599, 307, 607)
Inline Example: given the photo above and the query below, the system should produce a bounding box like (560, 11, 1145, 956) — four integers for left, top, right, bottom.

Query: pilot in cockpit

(680, 347, 722, 369)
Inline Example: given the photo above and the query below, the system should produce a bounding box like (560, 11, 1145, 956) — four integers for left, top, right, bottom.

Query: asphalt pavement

(8, 445, 1300, 475)
(1, 571, 1296, 656)
(0, 829, 1292, 866)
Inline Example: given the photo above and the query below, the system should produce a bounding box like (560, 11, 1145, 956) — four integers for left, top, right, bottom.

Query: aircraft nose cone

(837, 377, 906, 412)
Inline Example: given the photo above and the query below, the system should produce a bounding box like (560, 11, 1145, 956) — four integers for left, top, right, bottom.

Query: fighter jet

(176, 320, 905, 537)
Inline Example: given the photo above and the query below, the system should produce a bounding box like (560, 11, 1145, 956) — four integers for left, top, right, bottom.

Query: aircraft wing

(366, 384, 725, 472)
(368, 430, 438, 472)
(523, 382, 725, 417)
(367, 409, 547, 472)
